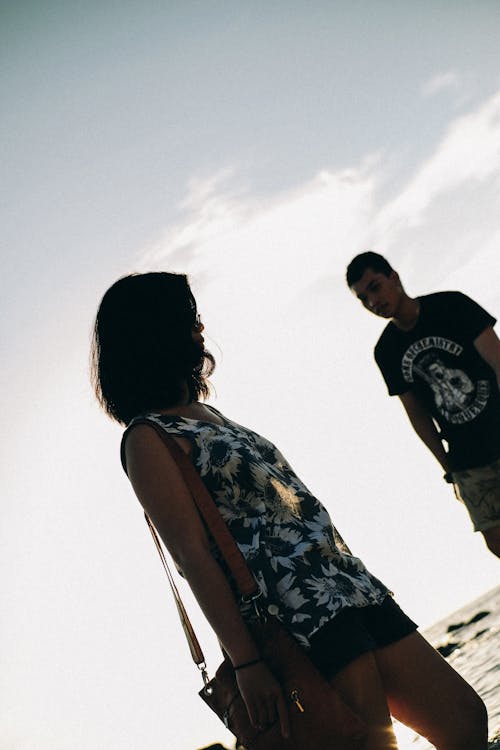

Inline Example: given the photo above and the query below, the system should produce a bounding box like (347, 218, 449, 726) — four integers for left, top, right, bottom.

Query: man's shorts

(452, 456, 500, 532)
(307, 596, 417, 680)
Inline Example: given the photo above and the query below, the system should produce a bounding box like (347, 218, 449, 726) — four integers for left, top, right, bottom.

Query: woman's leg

(373, 631, 488, 750)
(329, 650, 399, 749)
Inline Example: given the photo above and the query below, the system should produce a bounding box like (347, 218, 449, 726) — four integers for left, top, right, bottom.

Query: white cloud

(373, 88, 500, 244)
(139, 157, 381, 299)
(137, 88, 500, 304)
(421, 70, 460, 97)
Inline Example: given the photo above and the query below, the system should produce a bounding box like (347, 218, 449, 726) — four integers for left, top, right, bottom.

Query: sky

(1, 2, 500, 749)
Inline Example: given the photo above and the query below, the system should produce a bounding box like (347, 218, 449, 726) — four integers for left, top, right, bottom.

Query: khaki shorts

(452, 457, 500, 532)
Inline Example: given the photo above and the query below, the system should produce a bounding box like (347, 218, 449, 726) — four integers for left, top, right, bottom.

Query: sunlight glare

(392, 720, 420, 750)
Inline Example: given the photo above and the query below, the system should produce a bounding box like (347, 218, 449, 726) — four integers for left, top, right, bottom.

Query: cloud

(138, 88, 500, 301)
(137, 168, 248, 274)
(138, 156, 380, 301)
(372, 88, 500, 244)
(421, 70, 460, 98)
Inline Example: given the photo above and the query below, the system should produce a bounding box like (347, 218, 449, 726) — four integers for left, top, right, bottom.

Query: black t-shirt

(375, 291, 500, 470)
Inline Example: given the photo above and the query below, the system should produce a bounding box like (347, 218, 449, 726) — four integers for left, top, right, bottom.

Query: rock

(446, 609, 489, 633)
(467, 610, 489, 625)
(436, 641, 460, 657)
(446, 621, 464, 633)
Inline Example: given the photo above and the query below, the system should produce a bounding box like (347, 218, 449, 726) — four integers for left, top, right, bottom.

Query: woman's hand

(236, 662, 290, 738)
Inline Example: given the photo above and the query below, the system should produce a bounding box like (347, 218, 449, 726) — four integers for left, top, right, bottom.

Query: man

(346, 251, 500, 558)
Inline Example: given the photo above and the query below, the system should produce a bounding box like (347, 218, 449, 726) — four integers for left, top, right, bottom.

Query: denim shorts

(307, 596, 418, 680)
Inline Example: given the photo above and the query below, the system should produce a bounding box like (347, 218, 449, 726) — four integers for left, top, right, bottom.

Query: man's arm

(474, 326, 500, 390)
(398, 391, 450, 471)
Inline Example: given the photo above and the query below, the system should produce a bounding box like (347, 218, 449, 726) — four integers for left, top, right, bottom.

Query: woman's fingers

(246, 700, 262, 729)
(249, 698, 273, 730)
(250, 692, 290, 738)
(276, 691, 290, 738)
(262, 696, 277, 728)
(237, 664, 289, 736)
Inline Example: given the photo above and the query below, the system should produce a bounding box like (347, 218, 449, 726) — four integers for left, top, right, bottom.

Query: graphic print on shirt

(401, 336, 490, 424)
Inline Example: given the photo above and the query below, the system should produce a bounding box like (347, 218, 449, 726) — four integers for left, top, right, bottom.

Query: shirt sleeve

(447, 291, 496, 341)
(374, 337, 410, 396)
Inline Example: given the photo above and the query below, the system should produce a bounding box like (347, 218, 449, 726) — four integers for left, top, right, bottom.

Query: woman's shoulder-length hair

(91, 272, 215, 425)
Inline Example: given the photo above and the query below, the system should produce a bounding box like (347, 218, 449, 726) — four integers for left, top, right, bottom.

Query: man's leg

(482, 523, 500, 557)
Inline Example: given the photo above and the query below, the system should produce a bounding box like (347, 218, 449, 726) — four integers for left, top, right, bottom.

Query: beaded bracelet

(234, 658, 263, 672)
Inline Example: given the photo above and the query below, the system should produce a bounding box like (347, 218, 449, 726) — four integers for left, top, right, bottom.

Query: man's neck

(392, 295, 421, 331)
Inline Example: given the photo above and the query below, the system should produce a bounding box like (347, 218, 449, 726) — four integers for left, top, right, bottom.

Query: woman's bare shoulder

(123, 422, 192, 472)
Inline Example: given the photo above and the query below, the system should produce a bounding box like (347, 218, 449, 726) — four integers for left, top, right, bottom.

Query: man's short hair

(346, 252, 393, 287)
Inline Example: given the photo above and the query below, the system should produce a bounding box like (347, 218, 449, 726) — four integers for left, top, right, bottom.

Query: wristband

(234, 658, 263, 672)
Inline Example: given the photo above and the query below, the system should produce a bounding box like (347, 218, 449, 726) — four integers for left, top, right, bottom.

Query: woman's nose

(193, 314, 204, 332)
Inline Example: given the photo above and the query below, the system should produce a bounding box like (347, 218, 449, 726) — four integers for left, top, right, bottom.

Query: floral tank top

(122, 407, 389, 648)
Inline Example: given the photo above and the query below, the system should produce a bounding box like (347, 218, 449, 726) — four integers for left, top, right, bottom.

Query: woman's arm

(124, 424, 289, 736)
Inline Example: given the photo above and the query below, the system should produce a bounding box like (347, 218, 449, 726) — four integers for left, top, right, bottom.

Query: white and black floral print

(127, 407, 389, 647)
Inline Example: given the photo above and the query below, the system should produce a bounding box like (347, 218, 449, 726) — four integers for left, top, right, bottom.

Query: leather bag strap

(157, 431, 259, 598)
(144, 513, 206, 669)
(132, 418, 259, 598)
(123, 417, 261, 673)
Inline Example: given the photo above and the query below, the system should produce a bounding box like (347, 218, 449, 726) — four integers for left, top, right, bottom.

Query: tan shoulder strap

(156, 428, 259, 598)
(144, 513, 207, 674)
(123, 417, 260, 677)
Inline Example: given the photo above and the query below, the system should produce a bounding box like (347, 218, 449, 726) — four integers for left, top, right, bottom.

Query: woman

(91, 271, 487, 750)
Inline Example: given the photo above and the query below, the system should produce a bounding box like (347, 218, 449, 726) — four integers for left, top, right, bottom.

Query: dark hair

(91, 272, 215, 425)
(346, 252, 393, 287)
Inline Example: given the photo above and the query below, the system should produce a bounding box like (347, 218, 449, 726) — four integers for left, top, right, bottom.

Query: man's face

(350, 267, 402, 318)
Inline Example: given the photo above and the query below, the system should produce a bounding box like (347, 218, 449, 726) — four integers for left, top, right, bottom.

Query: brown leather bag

(200, 616, 367, 750)
(140, 421, 367, 750)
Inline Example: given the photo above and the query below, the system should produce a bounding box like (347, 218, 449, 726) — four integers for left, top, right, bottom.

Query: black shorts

(307, 596, 418, 680)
